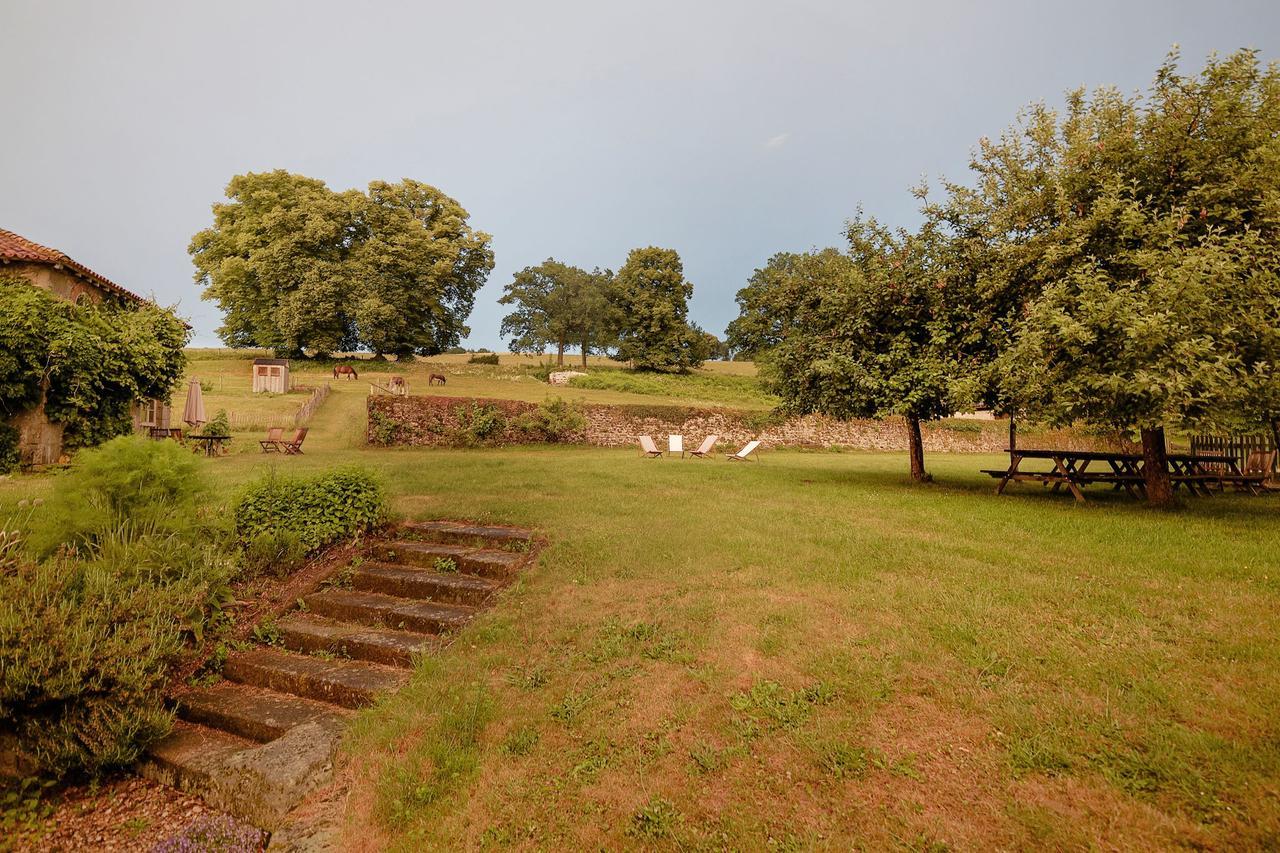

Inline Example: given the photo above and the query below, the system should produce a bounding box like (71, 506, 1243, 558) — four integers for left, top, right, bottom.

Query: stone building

(0, 228, 173, 465)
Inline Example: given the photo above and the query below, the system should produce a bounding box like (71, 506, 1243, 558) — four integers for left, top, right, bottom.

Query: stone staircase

(139, 520, 536, 837)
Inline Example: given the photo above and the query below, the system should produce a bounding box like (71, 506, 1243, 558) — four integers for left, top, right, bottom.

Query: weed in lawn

(549, 690, 591, 726)
(505, 664, 548, 690)
(501, 726, 540, 757)
(818, 741, 869, 779)
(731, 680, 837, 732)
(251, 620, 283, 647)
(627, 796, 682, 840)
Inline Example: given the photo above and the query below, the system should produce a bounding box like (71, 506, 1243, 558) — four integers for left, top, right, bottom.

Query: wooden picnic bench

(982, 448, 1260, 502)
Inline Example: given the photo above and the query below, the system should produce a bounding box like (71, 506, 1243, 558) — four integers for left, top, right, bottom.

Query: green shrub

(239, 528, 308, 579)
(0, 422, 18, 474)
(513, 397, 586, 443)
(200, 409, 231, 437)
(468, 353, 500, 365)
(28, 435, 209, 558)
(234, 468, 386, 556)
(0, 534, 233, 779)
(452, 402, 507, 446)
(369, 409, 402, 445)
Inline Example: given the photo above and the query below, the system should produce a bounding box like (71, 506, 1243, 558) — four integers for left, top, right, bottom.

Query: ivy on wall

(0, 275, 190, 451)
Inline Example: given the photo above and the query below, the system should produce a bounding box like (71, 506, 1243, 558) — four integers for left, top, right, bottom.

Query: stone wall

(368, 394, 1101, 453)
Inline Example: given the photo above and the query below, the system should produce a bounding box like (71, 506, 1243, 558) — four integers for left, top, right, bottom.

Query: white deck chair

(688, 434, 719, 458)
(668, 435, 684, 457)
(639, 435, 663, 458)
(727, 439, 761, 462)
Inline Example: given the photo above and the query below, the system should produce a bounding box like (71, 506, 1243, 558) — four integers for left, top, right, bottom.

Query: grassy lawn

(3, 377, 1278, 848)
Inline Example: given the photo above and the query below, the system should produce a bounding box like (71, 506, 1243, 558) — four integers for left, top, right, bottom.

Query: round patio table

(190, 435, 230, 457)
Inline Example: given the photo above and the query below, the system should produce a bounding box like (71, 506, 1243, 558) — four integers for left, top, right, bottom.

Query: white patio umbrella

(182, 378, 207, 428)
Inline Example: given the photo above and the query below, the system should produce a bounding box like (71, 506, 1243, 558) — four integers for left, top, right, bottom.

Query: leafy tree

(726, 249, 850, 360)
(935, 49, 1280, 505)
(499, 260, 617, 367)
(701, 331, 731, 361)
(613, 247, 704, 372)
(190, 170, 492, 357)
(766, 218, 961, 481)
(352, 180, 494, 357)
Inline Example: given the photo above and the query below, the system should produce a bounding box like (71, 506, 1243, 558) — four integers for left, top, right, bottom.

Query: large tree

(190, 171, 492, 357)
(613, 247, 703, 372)
(936, 49, 1280, 505)
(726, 249, 850, 360)
(498, 260, 616, 366)
(766, 219, 961, 481)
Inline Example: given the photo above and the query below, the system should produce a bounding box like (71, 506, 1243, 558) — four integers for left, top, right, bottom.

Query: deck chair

(259, 426, 284, 453)
(727, 439, 761, 462)
(280, 427, 308, 455)
(1239, 449, 1277, 494)
(688, 434, 719, 459)
(668, 435, 684, 457)
(639, 435, 663, 458)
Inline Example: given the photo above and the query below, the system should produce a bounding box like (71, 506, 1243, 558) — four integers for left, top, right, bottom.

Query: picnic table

(188, 434, 230, 458)
(982, 448, 1249, 502)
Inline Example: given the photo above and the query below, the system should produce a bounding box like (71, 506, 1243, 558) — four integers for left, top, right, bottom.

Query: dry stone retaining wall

(368, 394, 1101, 452)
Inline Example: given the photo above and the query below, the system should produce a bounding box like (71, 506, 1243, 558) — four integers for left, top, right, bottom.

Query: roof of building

(0, 228, 146, 303)
(252, 358, 291, 366)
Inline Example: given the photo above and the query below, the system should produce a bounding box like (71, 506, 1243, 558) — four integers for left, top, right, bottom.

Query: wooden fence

(294, 384, 330, 426)
(1190, 433, 1276, 472)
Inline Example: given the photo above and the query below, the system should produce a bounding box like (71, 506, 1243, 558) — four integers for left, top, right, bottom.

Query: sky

(2, 0, 1277, 351)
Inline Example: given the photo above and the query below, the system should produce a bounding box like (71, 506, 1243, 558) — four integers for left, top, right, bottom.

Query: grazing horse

(388, 375, 407, 395)
(333, 365, 358, 381)
(429, 373, 447, 386)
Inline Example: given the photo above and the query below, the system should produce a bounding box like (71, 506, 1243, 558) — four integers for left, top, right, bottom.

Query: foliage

(0, 276, 189, 452)
(763, 217, 962, 479)
(0, 423, 18, 474)
(369, 409, 404, 444)
(200, 409, 231, 437)
(499, 259, 616, 367)
(452, 402, 507, 446)
(239, 528, 308, 579)
(726, 249, 849, 360)
(512, 397, 586, 443)
(467, 352, 500, 365)
(190, 170, 494, 357)
(28, 436, 208, 558)
(233, 467, 386, 554)
(0, 508, 234, 780)
(930, 49, 1280, 501)
(612, 247, 704, 372)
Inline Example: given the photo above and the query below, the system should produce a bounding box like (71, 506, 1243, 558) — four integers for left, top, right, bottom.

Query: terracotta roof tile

(0, 228, 145, 303)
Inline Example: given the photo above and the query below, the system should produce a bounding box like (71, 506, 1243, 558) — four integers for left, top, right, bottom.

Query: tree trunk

(556, 340, 564, 367)
(906, 415, 931, 482)
(1140, 426, 1175, 507)
(581, 335, 589, 368)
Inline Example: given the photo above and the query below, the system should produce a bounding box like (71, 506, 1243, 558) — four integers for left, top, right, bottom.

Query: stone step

(178, 682, 351, 743)
(223, 647, 409, 709)
(276, 613, 438, 667)
(371, 540, 525, 581)
(140, 719, 344, 831)
(353, 561, 502, 606)
(398, 519, 534, 551)
(303, 588, 476, 635)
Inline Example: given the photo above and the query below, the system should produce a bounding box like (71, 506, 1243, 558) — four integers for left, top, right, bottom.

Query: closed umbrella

(182, 379, 206, 428)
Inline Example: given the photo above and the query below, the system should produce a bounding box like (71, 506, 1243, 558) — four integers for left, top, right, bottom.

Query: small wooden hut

(251, 358, 290, 393)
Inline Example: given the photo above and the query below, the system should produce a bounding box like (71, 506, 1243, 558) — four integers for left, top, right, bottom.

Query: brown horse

(333, 365, 358, 380)
(429, 373, 447, 386)
(388, 375, 407, 394)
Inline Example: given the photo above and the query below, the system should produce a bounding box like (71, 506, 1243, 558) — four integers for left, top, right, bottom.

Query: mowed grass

(184, 349, 775, 412)
(3, 379, 1278, 848)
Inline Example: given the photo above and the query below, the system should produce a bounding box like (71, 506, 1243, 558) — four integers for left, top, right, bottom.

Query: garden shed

(252, 358, 290, 393)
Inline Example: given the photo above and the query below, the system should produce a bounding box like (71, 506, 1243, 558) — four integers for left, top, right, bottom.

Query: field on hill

(2, 353, 1278, 849)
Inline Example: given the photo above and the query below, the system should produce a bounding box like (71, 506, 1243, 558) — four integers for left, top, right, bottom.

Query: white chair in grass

(727, 440, 761, 462)
(668, 435, 684, 457)
(638, 435, 663, 458)
(687, 434, 719, 459)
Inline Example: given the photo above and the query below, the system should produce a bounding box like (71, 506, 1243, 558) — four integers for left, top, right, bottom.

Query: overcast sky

(2, 1, 1276, 350)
